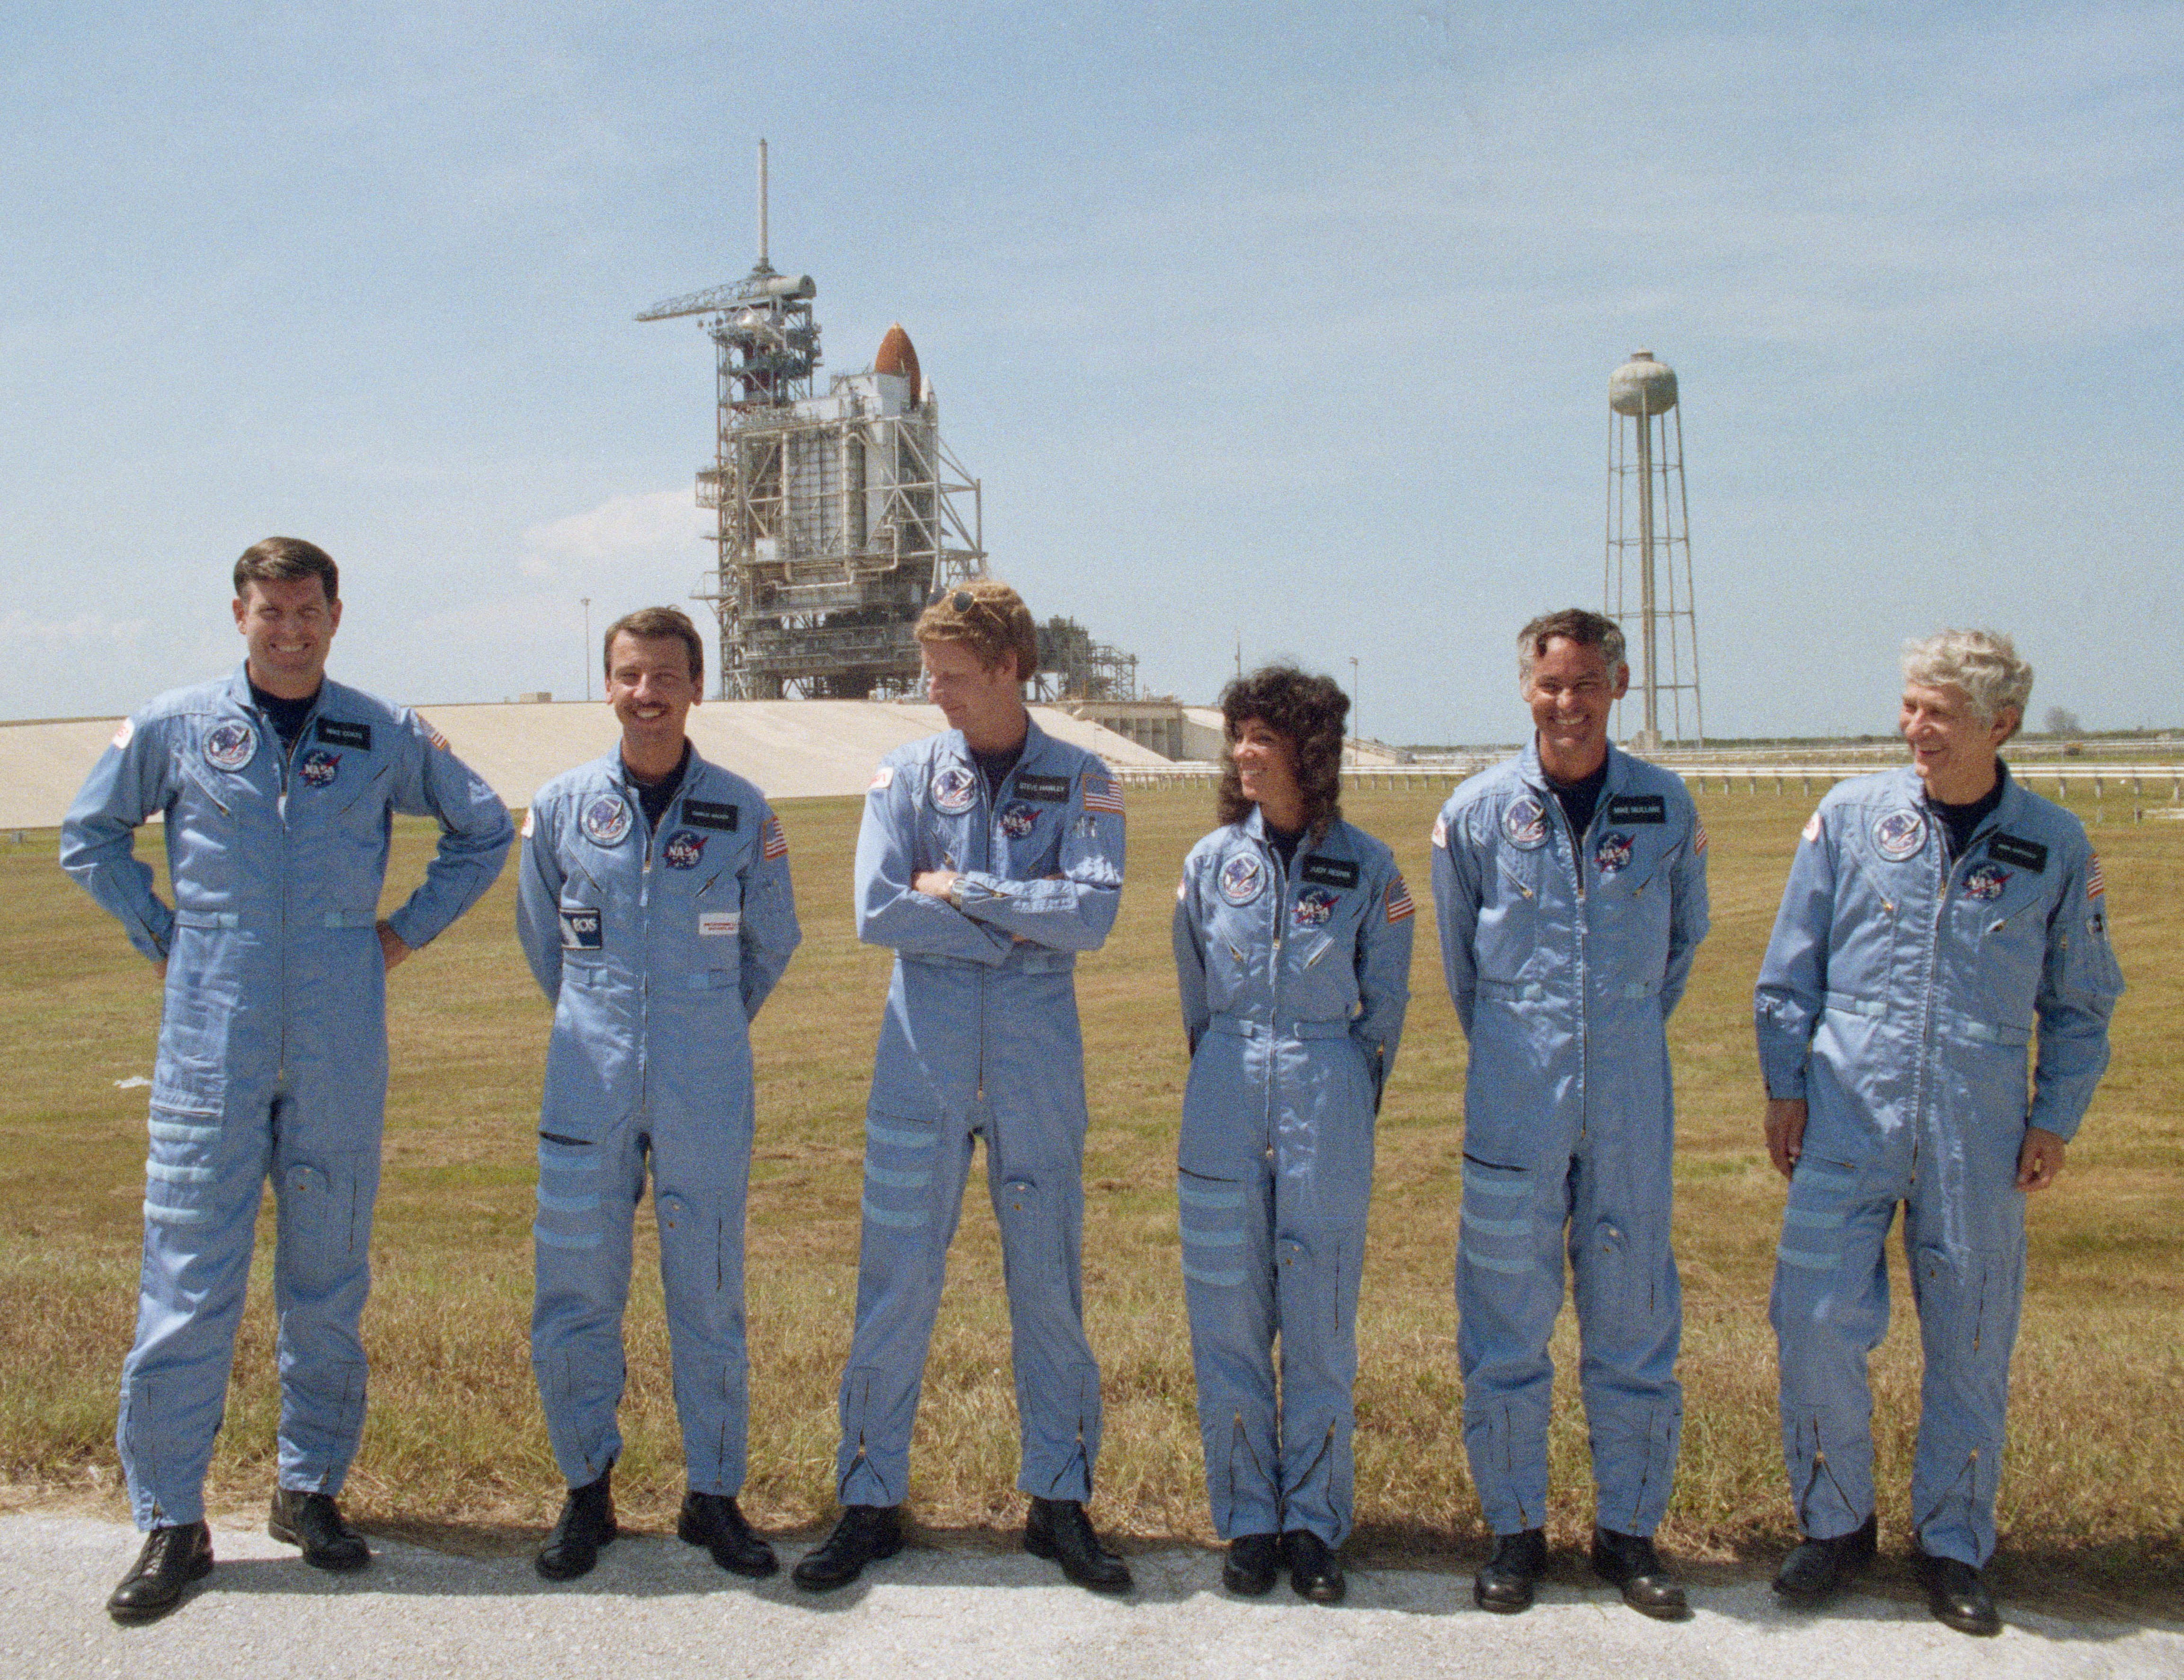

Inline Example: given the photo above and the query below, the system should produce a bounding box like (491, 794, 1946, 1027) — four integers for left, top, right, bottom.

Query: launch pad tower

(638, 144, 987, 699)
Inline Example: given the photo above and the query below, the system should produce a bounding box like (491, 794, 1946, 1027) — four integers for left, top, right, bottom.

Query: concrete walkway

(3, 1515, 2176, 1679)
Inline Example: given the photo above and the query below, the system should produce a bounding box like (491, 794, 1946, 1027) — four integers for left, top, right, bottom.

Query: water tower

(1605, 350, 1703, 748)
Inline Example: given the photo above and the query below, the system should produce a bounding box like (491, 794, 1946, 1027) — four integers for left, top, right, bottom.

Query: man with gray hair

(1757, 628, 2122, 1636)
(1430, 608, 1709, 1619)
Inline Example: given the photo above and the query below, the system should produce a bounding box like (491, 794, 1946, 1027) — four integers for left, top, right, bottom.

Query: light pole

(581, 598, 593, 702)
(1349, 656, 1360, 757)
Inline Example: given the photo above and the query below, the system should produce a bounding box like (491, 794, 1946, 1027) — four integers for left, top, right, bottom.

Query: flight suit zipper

(1542, 778, 1593, 1142)
(637, 780, 657, 1122)
(1263, 834, 1287, 1162)
(268, 698, 316, 1085)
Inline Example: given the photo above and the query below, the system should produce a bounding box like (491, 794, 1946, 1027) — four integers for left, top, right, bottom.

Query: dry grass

(0, 781, 2177, 1609)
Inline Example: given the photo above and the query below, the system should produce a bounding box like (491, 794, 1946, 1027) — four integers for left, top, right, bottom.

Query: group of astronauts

(62, 539, 2121, 1638)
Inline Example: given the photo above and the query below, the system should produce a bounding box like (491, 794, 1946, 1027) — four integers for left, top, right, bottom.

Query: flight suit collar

(934, 713, 1056, 787)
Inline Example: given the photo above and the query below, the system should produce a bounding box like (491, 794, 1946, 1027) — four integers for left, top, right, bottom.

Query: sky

(2, 0, 2178, 744)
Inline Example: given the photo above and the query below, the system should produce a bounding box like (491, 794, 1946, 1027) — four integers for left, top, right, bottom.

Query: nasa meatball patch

(662, 829, 706, 869)
(1293, 885, 1339, 928)
(202, 720, 257, 772)
(1963, 861, 2009, 902)
(298, 748, 340, 789)
(581, 793, 633, 848)
(998, 800, 1039, 840)
(1594, 831, 1635, 875)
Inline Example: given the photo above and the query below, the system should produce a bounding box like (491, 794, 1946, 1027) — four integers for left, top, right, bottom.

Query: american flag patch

(427, 725, 450, 751)
(763, 815, 788, 860)
(1081, 771, 1125, 815)
(1385, 876, 1414, 922)
(2087, 853, 2104, 899)
(1694, 823, 1710, 855)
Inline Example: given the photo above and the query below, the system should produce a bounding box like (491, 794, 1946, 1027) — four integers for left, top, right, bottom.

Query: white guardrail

(1112, 760, 2184, 812)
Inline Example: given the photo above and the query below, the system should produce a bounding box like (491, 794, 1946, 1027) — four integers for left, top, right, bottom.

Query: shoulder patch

(520, 807, 535, 839)
(1385, 875, 1414, 922)
(1605, 793, 1666, 824)
(762, 814, 788, 860)
(315, 717, 372, 752)
(1694, 822, 1709, 855)
(1432, 814, 1448, 849)
(1080, 770, 1125, 815)
(681, 798, 740, 832)
(869, 764, 894, 791)
(111, 716, 134, 750)
(1300, 854, 1360, 890)
(2086, 853, 2104, 900)
(1802, 810, 1823, 844)
(1988, 832, 2049, 874)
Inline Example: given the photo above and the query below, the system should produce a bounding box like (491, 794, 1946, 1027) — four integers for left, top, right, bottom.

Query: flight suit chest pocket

(1961, 870, 2049, 1011)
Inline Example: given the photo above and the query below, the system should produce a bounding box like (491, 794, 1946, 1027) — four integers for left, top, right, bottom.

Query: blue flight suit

(835, 718, 1125, 1507)
(1172, 811, 1413, 1546)
(1755, 764, 2121, 1566)
(1430, 742, 1709, 1538)
(516, 747, 800, 1495)
(59, 666, 513, 1530)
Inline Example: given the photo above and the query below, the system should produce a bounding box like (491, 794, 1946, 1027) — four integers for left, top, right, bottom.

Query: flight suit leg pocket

(861, 1109, 939, 1240)
(142, 1107, 224, 1230)
(276, 1151, 373, 1294)
(1457, 1157, 1536, 1281)
(1177, 1170, 1249, 1290)
(998, 1174, 1063, 1292)
(534, 1136, 606, 1254)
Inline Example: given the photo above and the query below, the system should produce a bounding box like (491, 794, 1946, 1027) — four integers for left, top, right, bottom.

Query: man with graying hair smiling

(1757, 628, 2123, 1637)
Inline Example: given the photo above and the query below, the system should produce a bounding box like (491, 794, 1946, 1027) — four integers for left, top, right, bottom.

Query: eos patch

(662, 829, 706, 869)
(1301, 855, 1359, 890)
(699, 910, 741, 937)
(1218, 853, 1266, 906)
(682, 799, 739, 831)
(1594, 830, 1635, 875)
(998, 800, 1039, 840)
(559, 909, 603, 950)
(581, 793, 633, 847)
(1503, 795, 1550, 850)
(1016, 773, 1071, 802)
(1873, 809, 1927, 862)
(297, 748, 340, 789)
(1606, 794, 1665, 824)
(1989, 832, 2049, 873)
(931, 765, 978, 814)
(315, 717, 372, 751)
(1293, 885, 1339, 928)
(202, 720, 257, 771)
(1963, 861, 2010, 902)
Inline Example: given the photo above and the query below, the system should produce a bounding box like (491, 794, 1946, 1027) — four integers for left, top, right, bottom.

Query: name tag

(698, 910, 741, 937)
(1300, 855, 1359, 890)
(315, 718, 372, 751)
(559, 909, 603, 950)
(1606, 794, 1665, 824)
(1988, 832, 2048, 873)
(1015, 773, 1071, 802)
(683, 799, 740, 831)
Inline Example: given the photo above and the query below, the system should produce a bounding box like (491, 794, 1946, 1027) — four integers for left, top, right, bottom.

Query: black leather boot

(1474, 1527, 1547, 1613)
(1915, 1547, 2001, 1637)
(1023, 1496, 1132, 1593)
(791, 1504, 904, 1591)
(678, 1490, 778, 1577)
(1281, 1530, 1346, 1604)
(268, 1488, 371, 1572)
(107, 1522, 213, 1624)
(1590, 1526, 1689, 1619)
(535, 1470, 617, 1581)
(1773, 1512, 1877, 1605)
(1222, 1532, 1279, 1596)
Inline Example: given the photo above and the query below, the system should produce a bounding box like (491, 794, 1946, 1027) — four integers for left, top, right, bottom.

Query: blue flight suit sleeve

(58, 713, 179, 963)
(1754, 806, 1840, 1101)
(1660, 804, 1711, 1019)
(514, 796, 567, 1005)
(738, 806, 802, 1020)
(1172, 857, 1211, 1056)
(1351, 860, 1414, 1111)
(952, 770, 1125, 953)
(381, 711, 515, 951)
(855, 761, 1012, 965)
(1430, 807, 1483, 1038)
(2027, 846, 2123, 1141)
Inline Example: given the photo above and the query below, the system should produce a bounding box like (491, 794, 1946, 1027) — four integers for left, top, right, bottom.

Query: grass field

(1, 779, 2177, 1607)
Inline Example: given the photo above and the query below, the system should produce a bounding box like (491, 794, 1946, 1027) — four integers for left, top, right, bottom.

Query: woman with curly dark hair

(1171, 664, 1414, 1604)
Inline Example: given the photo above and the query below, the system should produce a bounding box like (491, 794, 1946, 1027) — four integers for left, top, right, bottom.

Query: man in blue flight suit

(1431, 607, 1709, 1619)
(1173, 666, 1413, 1605)
(515, 607, 800, 1583)
(1757, 629, 2122, 1637)
(792, 580, 1132, 1595)
(60, 537, 513, 1623)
